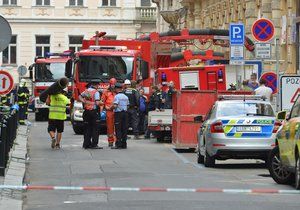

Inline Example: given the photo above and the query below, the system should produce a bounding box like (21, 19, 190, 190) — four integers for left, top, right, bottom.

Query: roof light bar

(218, 95, 266, 101)
(89, 45, 128, 51)
(45, 51, 73, 58)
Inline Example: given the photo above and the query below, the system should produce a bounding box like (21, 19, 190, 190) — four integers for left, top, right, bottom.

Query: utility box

(172, 90, 217, 149)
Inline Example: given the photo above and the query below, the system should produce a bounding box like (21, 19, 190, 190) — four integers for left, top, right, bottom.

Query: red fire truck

(29, 51, 73, 121)
(70, 29, 255, 134)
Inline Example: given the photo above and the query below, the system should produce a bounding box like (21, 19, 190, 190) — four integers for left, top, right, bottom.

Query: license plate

(236, 126, 261, 132)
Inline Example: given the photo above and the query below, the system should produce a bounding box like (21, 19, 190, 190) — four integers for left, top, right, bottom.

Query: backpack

(139, 96, 146, 112)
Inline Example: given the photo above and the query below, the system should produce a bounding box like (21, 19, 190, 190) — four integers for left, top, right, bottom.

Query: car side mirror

(277, 111, 287, 120)
(194, 115, 204, 123)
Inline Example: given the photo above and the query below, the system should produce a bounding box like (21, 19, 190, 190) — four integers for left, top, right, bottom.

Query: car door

(280, 96, 300, 166)
(287, 96, 300, 166)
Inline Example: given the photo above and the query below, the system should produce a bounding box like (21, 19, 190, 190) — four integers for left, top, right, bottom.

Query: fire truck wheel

(156, 132, 165, 142)
(35, 112, 43, 121)
(73, 125, 84, 135)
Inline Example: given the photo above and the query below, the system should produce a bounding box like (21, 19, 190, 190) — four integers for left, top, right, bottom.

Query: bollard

(0, 107, 19, 176)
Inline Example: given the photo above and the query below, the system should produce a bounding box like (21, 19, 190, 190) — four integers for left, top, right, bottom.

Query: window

(69, 36, 83, 52)
(69, 0, 83, 6)
(102, 0, 116, 7)
(2, 0, 17, 5)
(2, 35, 17, 65)
(141, 0, 150, 7)
(217, 102, 275, 117)
(79, 56, 134, 81)
(36, 0, 50, 6)
(36, 35, 50, 57)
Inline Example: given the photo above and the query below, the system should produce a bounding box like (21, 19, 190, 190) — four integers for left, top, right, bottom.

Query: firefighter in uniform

(79, 82, 103, 149)
(101, 78, 117, 147)
(123, 79, 140, 139)
(18, 79, 30, 125)
(112, 83, 129, 149)
(0, 95, 9, 106)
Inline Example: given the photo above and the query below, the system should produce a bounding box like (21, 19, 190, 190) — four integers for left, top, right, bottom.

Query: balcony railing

(136, 7, 156, 21)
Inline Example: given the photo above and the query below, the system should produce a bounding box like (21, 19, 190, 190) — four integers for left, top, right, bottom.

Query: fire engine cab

(29, 51, 73, 121)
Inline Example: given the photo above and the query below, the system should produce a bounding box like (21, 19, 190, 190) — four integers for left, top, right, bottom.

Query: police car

(197, 95, 280, 167)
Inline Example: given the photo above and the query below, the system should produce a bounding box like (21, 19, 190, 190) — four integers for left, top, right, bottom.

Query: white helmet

(20, 78, 26, 86)
(124, 79, 131, 85)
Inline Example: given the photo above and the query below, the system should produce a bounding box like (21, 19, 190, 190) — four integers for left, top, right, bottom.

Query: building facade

(155, 0, 299, 75)
(0, 0, 157, 80)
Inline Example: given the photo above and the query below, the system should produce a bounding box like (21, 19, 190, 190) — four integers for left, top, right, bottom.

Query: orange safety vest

(83, 89, 98, 110)
(101, 90, 116, 110)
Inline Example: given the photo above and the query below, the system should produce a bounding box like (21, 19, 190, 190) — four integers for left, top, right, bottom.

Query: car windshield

(35, 63, 66, 82)
(79, 56, 134, 82)
(217, 102, 275, 117)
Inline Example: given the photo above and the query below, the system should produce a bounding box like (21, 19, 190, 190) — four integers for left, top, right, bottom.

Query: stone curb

(0, 125, 29, 210)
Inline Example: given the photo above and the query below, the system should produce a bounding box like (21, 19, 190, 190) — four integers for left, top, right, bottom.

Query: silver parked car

(197, 95, 281, 167)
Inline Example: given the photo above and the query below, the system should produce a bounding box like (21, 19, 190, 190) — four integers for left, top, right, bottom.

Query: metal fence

(0, 107, 18, 176)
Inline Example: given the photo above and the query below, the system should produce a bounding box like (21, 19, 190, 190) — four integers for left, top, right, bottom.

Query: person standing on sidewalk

(46, 88, 70, 149)
(112, 83, 129, 149)
(17, 79, 30, 125)
(101, 78, 117, 147)
(123, 79, 140, 139)
(79, 82, 103, 149)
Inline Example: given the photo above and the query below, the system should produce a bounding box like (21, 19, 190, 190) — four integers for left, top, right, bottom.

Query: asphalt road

(23, 117, 299, 210)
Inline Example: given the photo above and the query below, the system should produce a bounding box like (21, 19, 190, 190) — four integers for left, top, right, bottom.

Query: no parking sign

(260, 72, 277, 94)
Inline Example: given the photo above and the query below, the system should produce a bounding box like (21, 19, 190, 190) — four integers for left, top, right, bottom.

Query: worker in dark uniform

(18, 79, 30, 125)
(164, 81, 176, 109)
(112, 83, 129, 149)
(123, 79, 140, 139)
(0, 95, 9, 106)
(145, 85, 163, 139)
(79, 82, 103, 149)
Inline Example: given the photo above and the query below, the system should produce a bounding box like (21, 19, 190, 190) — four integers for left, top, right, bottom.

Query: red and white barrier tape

(0, 185, 299, 195)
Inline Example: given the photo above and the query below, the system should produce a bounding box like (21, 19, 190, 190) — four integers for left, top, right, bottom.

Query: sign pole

(275, 37, 280, 111)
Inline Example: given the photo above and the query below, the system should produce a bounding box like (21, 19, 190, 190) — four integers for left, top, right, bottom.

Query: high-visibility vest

(83, 89, 97, 110)
(49, 94, 70, 120)
(101, 89, 116, 110)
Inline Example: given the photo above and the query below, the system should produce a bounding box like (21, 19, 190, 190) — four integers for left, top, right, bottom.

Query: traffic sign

(252, 18, 275, 42)
(280, 75, 300, 110)
(260, 72, 277, 93)
(255, 43, 271, 59)
(230, 45, 244, 65)
(17, 65, 27, 77)
(0, 70, 14, 95)
(291, 88, 300, 103)
(0, 15, 12, 52)
(230, 23, 245, 45)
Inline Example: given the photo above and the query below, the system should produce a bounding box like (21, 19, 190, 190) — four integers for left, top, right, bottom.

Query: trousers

(106, 110, 115, 143)
(19, 104, 28, 124)
(114, 111, 128, 147)
(82, 110, 99, 148)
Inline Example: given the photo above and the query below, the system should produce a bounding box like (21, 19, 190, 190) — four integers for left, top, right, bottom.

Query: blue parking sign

(230, 23, 245, 45)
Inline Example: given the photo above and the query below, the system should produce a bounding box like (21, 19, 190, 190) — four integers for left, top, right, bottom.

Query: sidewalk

(0, 125, 29, 210)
